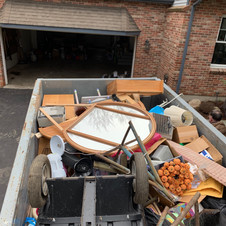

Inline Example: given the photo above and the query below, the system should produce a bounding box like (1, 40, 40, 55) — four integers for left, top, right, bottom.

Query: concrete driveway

(0, 88, 32, 210)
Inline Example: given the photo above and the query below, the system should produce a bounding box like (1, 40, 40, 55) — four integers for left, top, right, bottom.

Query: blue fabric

(149, 106, 164, 115)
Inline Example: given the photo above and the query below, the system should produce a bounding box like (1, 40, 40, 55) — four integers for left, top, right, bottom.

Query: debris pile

(27, 80, 226, 225)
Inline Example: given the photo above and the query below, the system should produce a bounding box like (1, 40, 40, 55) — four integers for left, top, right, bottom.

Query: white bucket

(164, 105, 193, 127)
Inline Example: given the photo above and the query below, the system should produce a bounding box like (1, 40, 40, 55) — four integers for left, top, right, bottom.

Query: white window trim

(210, 17, 226, 68)
(210, 64, 226, 69)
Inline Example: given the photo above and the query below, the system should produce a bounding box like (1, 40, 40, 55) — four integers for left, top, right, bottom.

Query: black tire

(28, 154, 51, 208)
(130, 152, 149, 205)
(120, 152, 128, 168)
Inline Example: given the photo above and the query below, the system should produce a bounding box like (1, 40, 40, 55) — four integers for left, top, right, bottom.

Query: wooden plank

(42, 94, 75, 120)
(107, 80, 164, 95)
(118, 94, 138, 105)
(38, 137, 51, 155)
(67, 129, 119, 147)
(95, 105, 149, 120)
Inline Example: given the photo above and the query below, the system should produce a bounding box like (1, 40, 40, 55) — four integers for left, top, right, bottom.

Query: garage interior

(4, 28, 135, 88)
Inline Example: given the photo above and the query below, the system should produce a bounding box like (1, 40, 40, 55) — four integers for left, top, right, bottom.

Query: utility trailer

(0, 78, 226, 226)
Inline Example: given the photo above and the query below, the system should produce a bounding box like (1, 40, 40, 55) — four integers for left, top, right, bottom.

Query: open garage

(0, 1, 139, 88)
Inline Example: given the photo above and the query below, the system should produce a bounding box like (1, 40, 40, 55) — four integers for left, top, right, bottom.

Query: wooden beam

(95, 105, 149, 120)
(67, 129, 119, 147)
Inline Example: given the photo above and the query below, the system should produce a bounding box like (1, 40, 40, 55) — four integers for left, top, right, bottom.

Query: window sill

(167, 5, 190, 12)
(209, 67, 226, 74)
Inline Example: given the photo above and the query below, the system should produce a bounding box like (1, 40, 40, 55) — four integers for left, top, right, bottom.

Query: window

(211, 18, 226, 66)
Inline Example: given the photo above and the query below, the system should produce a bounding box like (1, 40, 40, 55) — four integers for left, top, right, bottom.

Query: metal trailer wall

(0, 78, 226, 225)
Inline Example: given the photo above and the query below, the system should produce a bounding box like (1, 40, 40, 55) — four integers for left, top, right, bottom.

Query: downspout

(176, 0, 202, 93)
(131, 36, 137, 78)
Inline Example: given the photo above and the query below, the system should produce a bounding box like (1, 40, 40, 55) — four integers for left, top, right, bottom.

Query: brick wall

(180, 0, 226, 96)
(159, 0, 226, 96)
(158, 9, 189, 90)
(0, 0, 6, 8)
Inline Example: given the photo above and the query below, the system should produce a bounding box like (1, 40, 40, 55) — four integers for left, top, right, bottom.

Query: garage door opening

(3, 28, 136, 88)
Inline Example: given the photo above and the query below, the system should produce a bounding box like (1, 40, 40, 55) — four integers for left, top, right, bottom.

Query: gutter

(125, 0, 174, 4)
(176, 0, 202, 93)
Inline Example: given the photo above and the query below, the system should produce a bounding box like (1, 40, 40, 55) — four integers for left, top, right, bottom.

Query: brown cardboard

(147, 138, 166, 155)
(185, 137, 209, 153)
(185, 135, 223, 165)
(179, 195, 206, 204)
(172, 125, 199, 144)
(147, 138, 180, 159)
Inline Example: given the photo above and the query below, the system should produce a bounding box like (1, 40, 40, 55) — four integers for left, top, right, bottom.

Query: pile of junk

(26, 80, 226, 226)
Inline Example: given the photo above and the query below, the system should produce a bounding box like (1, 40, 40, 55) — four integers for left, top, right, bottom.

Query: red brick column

(157, 8, 190, 92)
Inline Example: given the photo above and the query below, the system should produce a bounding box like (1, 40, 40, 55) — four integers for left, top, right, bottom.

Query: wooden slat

(95, 105, 149, 120)
(39, 117, 77, 140)
(42, 94, 75, 120)
(67, 129, 119, 147)
(38, 137, 51, 155)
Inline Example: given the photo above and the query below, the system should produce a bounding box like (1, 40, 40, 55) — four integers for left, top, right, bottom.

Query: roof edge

(124, 0, 174, 4)
(0, 24, 141, 36)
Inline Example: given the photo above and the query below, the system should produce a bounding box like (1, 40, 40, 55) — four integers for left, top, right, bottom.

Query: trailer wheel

(130, 152, 149, 205)
(28, 154, 51, 208)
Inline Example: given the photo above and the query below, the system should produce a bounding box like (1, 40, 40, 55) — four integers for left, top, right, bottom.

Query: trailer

(0, 78, 226, 225)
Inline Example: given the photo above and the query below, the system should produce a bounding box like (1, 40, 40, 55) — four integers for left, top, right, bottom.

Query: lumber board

(42, 94, 75, 119)
(107, 80, 164, 96)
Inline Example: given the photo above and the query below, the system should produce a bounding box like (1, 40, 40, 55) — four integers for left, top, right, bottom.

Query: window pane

(218, 30, 226, 41)
(212, 43, 226, 64)
(220, 18, 226, 29)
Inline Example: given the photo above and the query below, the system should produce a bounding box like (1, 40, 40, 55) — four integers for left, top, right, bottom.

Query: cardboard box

(107, 80, 164, 96)
(148, 138, 179, 158)
(172, 125, 199, 144)
(185, 135, 223, 165)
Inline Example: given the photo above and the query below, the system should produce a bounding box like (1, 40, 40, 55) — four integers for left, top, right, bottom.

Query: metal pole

(176, 0, 202, 93)
(171, 192, 201, 226)
(131, 36, 137, 78)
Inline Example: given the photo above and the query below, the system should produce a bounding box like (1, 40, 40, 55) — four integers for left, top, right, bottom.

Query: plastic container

(164, 105, 193, 127)
(47, 153, 66, 178)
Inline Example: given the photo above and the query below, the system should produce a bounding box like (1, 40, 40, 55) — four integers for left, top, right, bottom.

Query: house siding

(180, 0, 226, 96)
